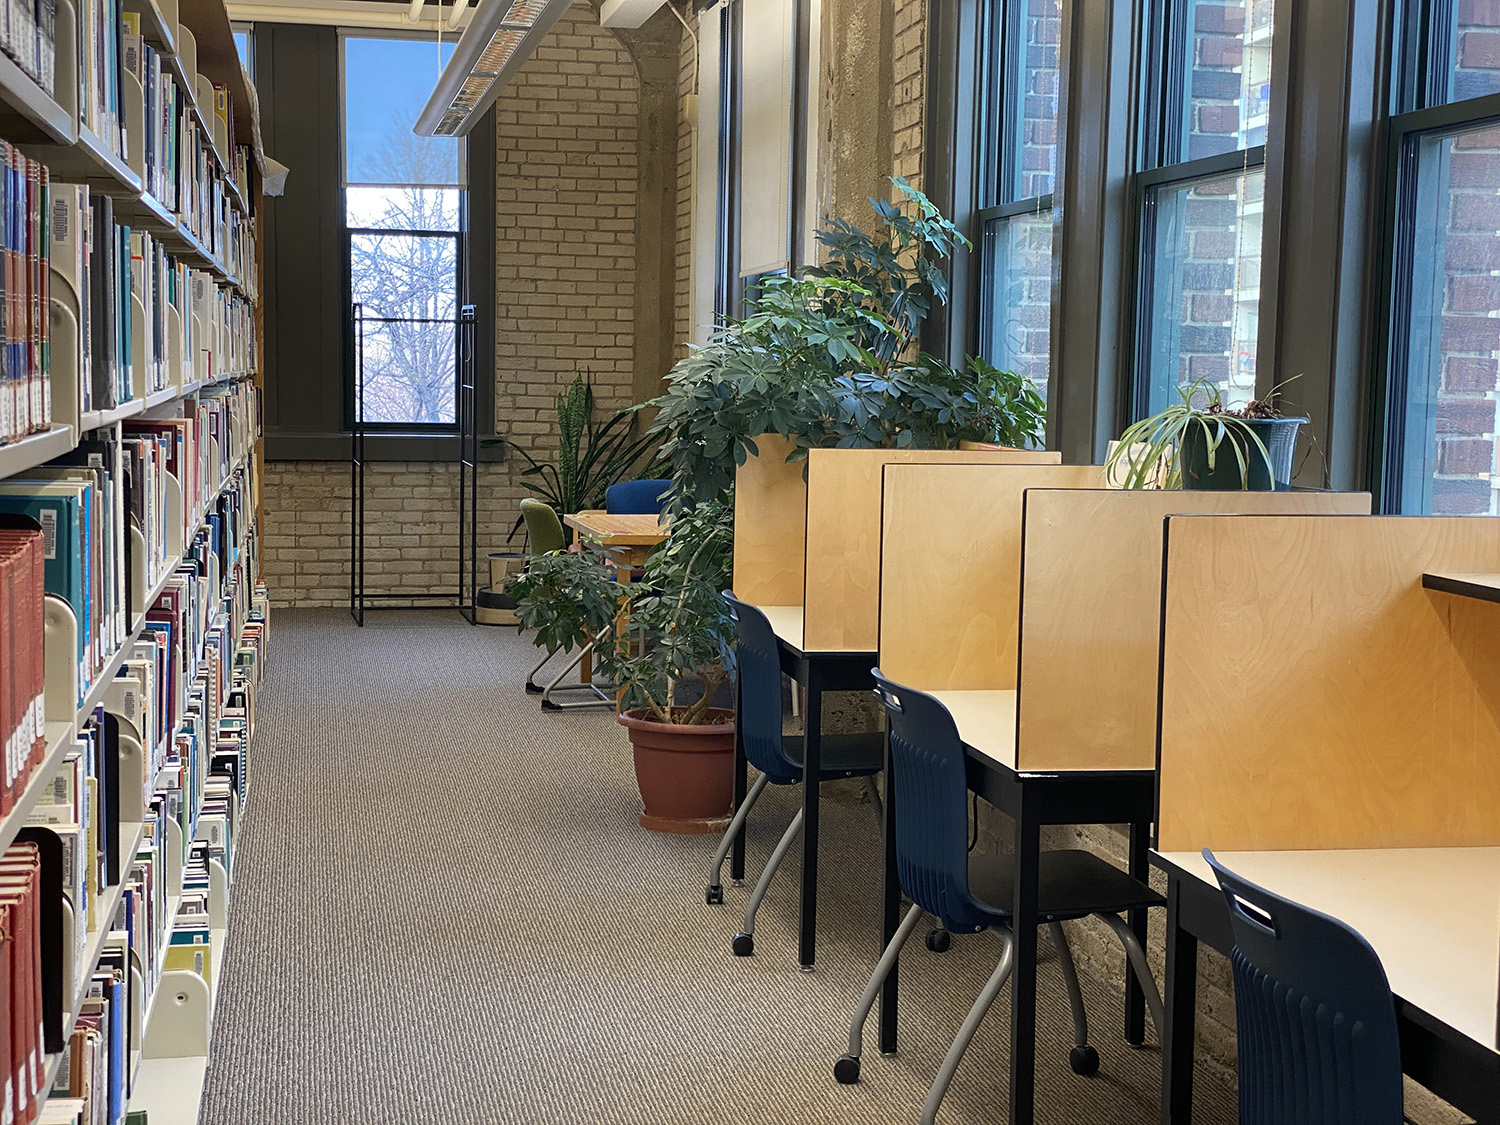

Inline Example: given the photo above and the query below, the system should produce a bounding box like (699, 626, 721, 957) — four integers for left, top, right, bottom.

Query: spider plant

(1104, 378, 1289, 490)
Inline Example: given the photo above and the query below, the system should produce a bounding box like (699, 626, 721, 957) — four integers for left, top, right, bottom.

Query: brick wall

(263, 7, 652, 607)
(674, 5, 700, 361)
(1427, 5, 1500, 516)
(892, 0, 925, 192)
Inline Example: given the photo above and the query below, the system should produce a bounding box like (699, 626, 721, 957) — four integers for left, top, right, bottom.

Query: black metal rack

(349, 303, 481, 626)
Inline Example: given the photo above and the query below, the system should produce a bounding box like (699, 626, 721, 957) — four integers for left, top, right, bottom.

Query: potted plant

(491, 372, 658, 540)
(1104, 378, 1307, 490)
(508, 496, 738, 833)
(645, 179, 1047, 503)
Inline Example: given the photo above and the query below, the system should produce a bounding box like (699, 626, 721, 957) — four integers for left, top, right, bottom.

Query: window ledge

(265, 432, 508, 462)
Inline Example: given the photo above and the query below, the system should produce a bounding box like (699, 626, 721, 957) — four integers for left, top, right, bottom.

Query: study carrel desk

(729, 438, 1060, 969)
(876, 470, 1371, 1125)
(1153, 514, 1500, 1124)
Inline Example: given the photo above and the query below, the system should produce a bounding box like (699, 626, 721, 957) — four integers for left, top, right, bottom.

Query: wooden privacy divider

(731, 438, 1059, 650)
(801, 447, 1059, 651)
(1157, 514, 1500, 853)
(877, 463, 1102, 688)
(732, 433, 806, 608)
(1015, 489, 1371, 772)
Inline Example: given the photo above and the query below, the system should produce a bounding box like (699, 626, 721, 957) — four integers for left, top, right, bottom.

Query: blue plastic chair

(835, 672, 1166, 1125)
(707, 593, 885, 957)
(606, 478, 673, 514)
(1203, 850, 1403, 1125)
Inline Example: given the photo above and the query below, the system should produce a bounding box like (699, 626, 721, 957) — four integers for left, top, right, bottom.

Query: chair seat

(968, 849, 1165, 925)
(782, 731, 885, 779)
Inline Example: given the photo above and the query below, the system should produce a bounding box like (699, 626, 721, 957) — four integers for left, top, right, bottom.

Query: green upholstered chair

(519, 498, 566, 555)
(517, 499, 611, 709)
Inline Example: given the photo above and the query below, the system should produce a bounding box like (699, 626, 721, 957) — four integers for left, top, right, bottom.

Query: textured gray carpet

(197, 609, 1236, 1125)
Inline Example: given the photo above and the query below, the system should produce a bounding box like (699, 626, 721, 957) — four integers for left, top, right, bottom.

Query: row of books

(0, 527, 45, 815)
(3, 0, 56, 98)
(0, 141, 51, 447)
(1, 839, 45, 1125)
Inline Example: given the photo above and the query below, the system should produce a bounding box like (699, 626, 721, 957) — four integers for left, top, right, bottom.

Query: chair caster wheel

(731, 932, 754, 956)
(705, 884, 723, 905)
(833, 1054, 861, 1084)
(1069, 1045, 1100, 1076)
(925, 928, 951, 953)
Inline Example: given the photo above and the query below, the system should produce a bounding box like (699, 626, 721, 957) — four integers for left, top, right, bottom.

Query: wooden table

(1154, 847, 1500, 1124)
(564, 511, 669, 568)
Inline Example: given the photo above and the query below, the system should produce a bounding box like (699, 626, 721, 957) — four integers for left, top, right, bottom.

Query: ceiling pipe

(446, 0, 471, 30)
(407, 0, 426, 21)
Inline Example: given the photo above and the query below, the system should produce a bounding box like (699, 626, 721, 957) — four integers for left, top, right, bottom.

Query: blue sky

(344, 36, 460, 185)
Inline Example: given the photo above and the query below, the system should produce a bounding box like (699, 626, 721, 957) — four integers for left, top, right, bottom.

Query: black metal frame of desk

(878, 748, 1157, 1125)
(729, 637, 877, 969)
(1156, 854, 1500, 1125)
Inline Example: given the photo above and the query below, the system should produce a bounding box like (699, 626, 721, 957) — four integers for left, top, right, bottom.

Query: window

(342, 33, 464, 428)
(976, 0, 1061, 411)
(1134, 0, 1273, 416)
(232, 24, 253, 75)
(1382, 0, 1500, 513)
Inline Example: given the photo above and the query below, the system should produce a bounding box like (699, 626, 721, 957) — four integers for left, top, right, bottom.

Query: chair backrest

(606, 479, 673, 514)
(1203, 849, 1403, 1125)
(519, 499, 566, 555)
(871, 671, 992, 933)
(722, 593, 802, 785)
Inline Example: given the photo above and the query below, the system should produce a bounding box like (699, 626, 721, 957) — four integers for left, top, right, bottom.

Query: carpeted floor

(197, 609, 1236, 1125)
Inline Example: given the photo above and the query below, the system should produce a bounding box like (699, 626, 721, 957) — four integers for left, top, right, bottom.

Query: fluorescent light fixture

(227, 1, 473, 30)
(413, 0, 575, 137)
(599, 0, 666, 28)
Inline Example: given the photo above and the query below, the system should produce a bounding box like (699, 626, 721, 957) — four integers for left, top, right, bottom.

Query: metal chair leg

(1098, 912, 1165, 1041)
(1050, 920, 1101, 1075)
(731, 807, 803, 956)
(525, 647, 558, 693)
(539, 636, 613, 710)
(706, 774, 770, 903)
(863, 775, 884, 825)
(921, 930, 1015, 1125)
(833, 902, 925, 1083)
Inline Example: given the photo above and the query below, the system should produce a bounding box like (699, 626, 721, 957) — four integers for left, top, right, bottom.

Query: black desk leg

(878, 729, 900, 1053)
(1161, 877, 1197, 1125)
(1125, 821, 1149, 1045)
(798, 665, 823, 970)
(730, 673, 747, 881)
(1009, 804, 1041, 1125)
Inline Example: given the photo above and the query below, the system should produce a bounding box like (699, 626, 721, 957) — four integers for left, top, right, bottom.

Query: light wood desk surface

(929, 689, 1018, 770)
(758, 605, 805, 651)
(1424, 571, 1500, 604)
(1159, 847, 1500, 1051)
(564, 512, 670, 545)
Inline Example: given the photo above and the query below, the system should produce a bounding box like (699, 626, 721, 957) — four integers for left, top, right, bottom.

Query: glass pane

(1178, 0, 1274, 161)
(1002, 0, 1062, 202)
(347, 186, 461, 232)
(1393, 124, 1500, 514)
(981, 210, 1053, 409)
(344, 36, 462, 187)
(351, 232, 458, 426)
(233, 29, 251, 74)
(1445, 1, 1500, 103)
(1139, 167, 1264, 415)
(355, 318, 457, 425)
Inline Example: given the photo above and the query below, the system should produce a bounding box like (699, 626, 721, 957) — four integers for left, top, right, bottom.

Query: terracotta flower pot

(618, 707, 736, 834)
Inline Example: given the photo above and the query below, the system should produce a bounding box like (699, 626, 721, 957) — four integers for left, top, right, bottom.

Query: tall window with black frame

(342, 33, 466, 428)
(1383, 0, 1500, 514)
(977, 0, 1061, 414)
(1134, 0, 1272, 417)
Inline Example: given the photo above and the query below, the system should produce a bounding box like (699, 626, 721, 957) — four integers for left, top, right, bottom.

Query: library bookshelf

(0, 0, 268, 1122)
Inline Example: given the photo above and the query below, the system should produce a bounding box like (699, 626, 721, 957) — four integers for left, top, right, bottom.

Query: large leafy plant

(506, 497, 736, 726)
(647, 179, 1046, 502)
(503, 372, 657, 538)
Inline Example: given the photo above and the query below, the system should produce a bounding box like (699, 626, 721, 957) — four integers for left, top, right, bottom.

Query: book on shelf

(0, 525, 45, 815)
(0, 839, 45, 1125)
(0, 141, 51, 449)
(1, 0, 58, 98)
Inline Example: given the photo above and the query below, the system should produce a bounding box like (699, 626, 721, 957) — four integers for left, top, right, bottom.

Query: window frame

(1127, 0, 1271, 420)
(338, 28, 469, 435)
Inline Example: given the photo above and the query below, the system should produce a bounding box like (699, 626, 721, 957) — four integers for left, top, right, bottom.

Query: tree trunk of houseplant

(618, 708, 735, 833)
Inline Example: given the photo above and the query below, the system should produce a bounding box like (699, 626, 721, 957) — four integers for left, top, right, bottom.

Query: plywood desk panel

(929, 689, 1018, 769)
(757, 605, 805, 652)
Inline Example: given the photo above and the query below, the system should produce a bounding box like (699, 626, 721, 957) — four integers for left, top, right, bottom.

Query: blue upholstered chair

(707, 593, 885, 958)
(1203, 850, 1403, 1125)
(835, 672, 1166, 1125)
(606, 478, 673, 514)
